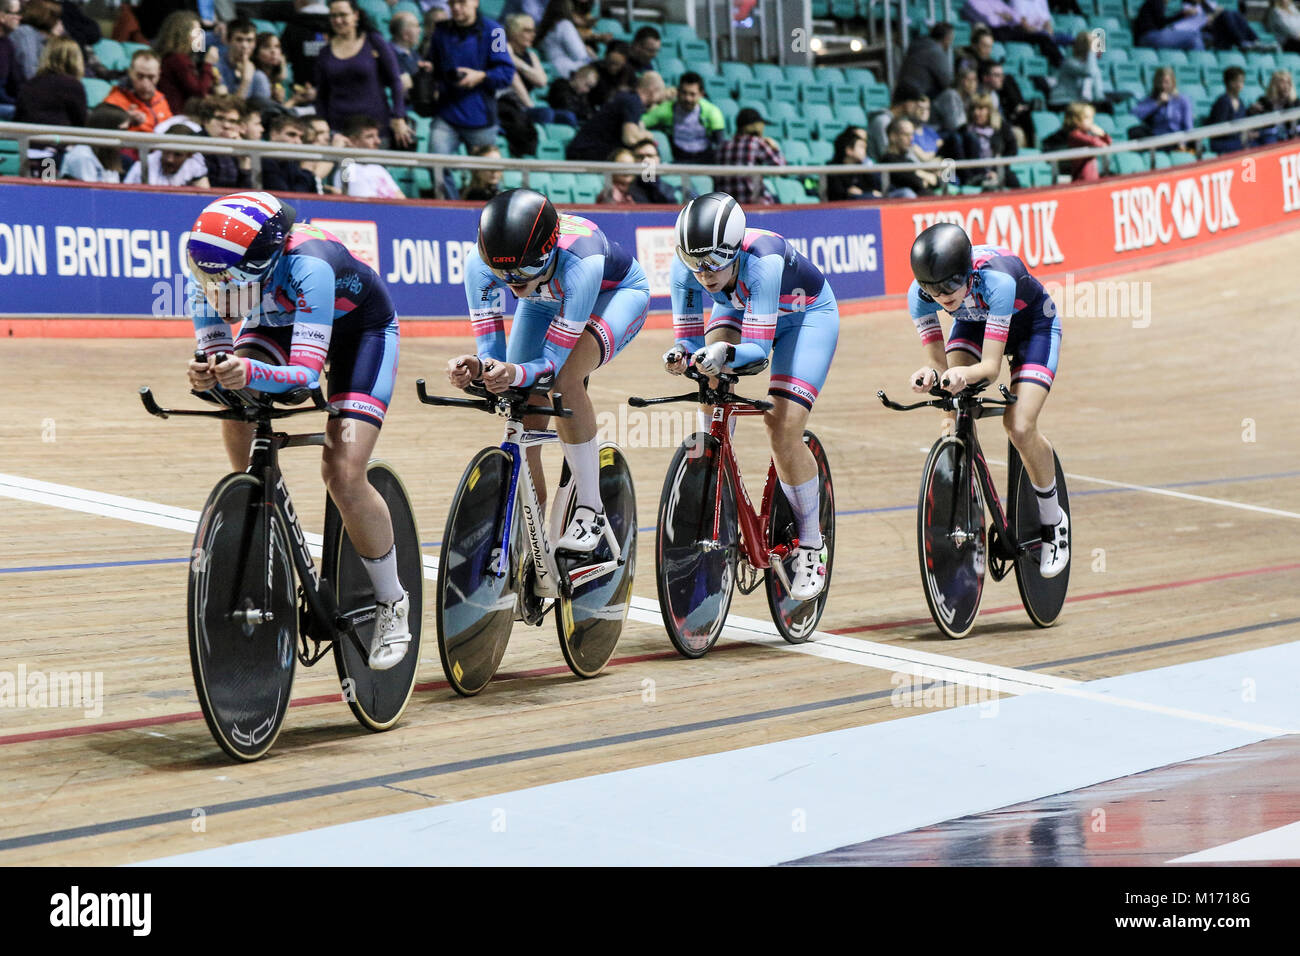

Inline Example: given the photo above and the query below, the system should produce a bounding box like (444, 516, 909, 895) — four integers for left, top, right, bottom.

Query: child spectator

(219, 18, 273, 107)
(124, 127, 209, 187)
(1060, 101, 1111, 181)
(596, 146, 638, 203)
(1208, 65, 1250, 152)
(461, 142, 503, 200)
(61, 102, 129, 182)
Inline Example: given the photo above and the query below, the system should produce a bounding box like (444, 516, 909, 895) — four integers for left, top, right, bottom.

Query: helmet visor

(488, 249, 553, 285)
(676, 246, 735, 274)
(918, 272, 968, 298)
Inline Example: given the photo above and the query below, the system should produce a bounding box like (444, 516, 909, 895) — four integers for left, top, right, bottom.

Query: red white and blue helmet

(186, 192, 296, 290)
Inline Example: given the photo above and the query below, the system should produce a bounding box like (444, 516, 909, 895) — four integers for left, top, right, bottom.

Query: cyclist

(906, 221, 1069, 577)
(183, 191, 412, 670)
(447, 189, 650, 552)
(665, 191, 839, 602)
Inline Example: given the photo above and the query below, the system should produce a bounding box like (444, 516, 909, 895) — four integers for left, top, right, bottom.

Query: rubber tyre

(1009, 443, 1071, 628)
(917, 436, 986, 639)
(765, 430, 836, 644)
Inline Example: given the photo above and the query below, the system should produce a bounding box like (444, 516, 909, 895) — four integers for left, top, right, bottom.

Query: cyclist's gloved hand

(663, 345, 690, 375)
(692, 342, 734, 377)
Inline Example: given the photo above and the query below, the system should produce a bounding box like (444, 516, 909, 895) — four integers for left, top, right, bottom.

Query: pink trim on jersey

(984, 325, 1010, 344)
(334, 297, 357, 312)
(289, 345, 327, 374)
(591, 316, 615, 365)
(742, 323, 776, 341)
(1013, 363, 1055, 386)
(472, 317, 503, 334)
(546, 325, 582, 349)
(332, 391, 388, 411)
(236, 331, 290, 363)
(971, 246, 1014, 269)
(946, 338, 982, 356)
(770, 374, 820, 400)
(779, 292, 818, 307)
(707, 314, 742, 332)
(1014, 298, 1028, 311)
(919, 328, 944, 345)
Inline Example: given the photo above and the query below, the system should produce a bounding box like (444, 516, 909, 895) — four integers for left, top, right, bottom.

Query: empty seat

(801, 81, 831, 106)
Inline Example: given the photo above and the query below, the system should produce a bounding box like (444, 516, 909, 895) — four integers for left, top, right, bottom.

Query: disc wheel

(917, 436, 986, 639)
(1009, 443, 1071, 627)
(765, 430, 835, 643)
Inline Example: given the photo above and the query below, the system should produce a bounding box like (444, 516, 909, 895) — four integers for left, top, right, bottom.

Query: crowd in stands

(2, 0, 1300, 200)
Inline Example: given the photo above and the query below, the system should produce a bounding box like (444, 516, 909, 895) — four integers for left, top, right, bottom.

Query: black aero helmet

(675, 191, 746, 273)
(911, 222, 972, 297)
(477, 188, 559, 282)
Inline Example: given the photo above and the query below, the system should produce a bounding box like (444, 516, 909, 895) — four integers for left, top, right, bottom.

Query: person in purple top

(964, 0, 1063, 67)
(1132, 66, 1194, 143)
(315, 0, 412, 149)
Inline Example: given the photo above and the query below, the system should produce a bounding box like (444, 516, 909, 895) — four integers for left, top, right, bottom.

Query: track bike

(140, 368, 423, 761)
(416, 377, 636, 696)
(878, 380, 1070, 639)
(629, 364, 835, 657)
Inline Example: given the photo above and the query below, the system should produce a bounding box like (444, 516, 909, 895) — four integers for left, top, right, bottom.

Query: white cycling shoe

(557, 505, 606, 553)
(785, 544, 828, 601)
(1039, 512, 1070, 579)
(368, 592, 411, 670)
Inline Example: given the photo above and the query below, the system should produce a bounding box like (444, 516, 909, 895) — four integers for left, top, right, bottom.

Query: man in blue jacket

(425, 0, 516, 197)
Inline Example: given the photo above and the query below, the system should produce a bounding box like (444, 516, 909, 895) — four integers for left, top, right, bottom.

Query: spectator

(627, 26, 661, 74)
(1051, 31, 1107, 110)
(58, 0, 100, 51)
(1200, 1, 1261, 50)
(868, 81, 925, 161)
(1208, 65, 1250, 152)
(317, 0, 411, 148)
(572, 0, 612, 53)
(960, 93, 1019, 188)
(1060, 101, 1110, 180)
(934, 66, 976, 132)
(596, 146, 638, 203)
(537, 0, 592, 79)
(156, 10, 220, 115)
(0, 0, 22, 120)
(390, 10, 423, 82)
(14, 32, 83, 138)
(548, 61, 599, 124)
(300, 113, 340, 192)
(254, 31, 316, 110)
(11, 0, 62, 82)
(61, 101, 129, 182)
(591, 39, 633, 105)
(219, 18, 273, 106)
(964, 0, 1063, 68)
(281, 0, 332, 90)
(261, 113, 318, 192)
(566, 69, 665, 160)
(898, 22, 955, 100)
(505, 12, 577, 125)
(879, 116, 939, 197)
(629, 137, 678, 203)
(461, 142, 502, 200)
(501, 0, 546, 27)
(979, 58, 1032, 146)
(642, 71, 726, 164)
(1247, 68, 1300, 144)
(156, 94, 204, 134)
(713, 106, 785, 204)
(911, 95, 945, 161)
(827, 126, 883, 201)
(197, 93, 253, 188)
(955, 24, 995, 74)
(425, 0, 514, 196)
(1133, 0, 1199, 48)
(242, 101, 264, 143)
(104, 49, 171, 133)
(124, 127, 210, 187)
(333, 112, 404, 197)
(1267, 0, 1300, 52)
(1132, 66, 1194, 145)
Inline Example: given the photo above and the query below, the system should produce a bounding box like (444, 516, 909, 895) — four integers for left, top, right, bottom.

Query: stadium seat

(1152, 150, 1172, 169)
(1111, 62, 1142, 88)
(572, 173, 603, 203)
(830, 0, 857, 19)
(678, 39, 712, 64)
(1111, 151, 1148, 175)
(812, 0, 831, 16)
(359, 0, 390, 30)
(836, 104, 867, 128)
(1258, 65, 1282, 88)
(661, 23, 696, 45)
(809, 140, 834, 164)
(738, 79, 767, 102)
(720, 62, 753, 89)
(705, 76, 732, 102)
(1105, 46, 1130, 63)
(1246, 52, 1278, 72)
(769, 80, 799, 103)
(81, 77, 112, 107)
(503, 170, 524, 189)
(537, 140, 567, 160)
(1097, 16, 1126, 37)
(651, 130, 672, 159)
(1056, 14, 1088, 34)
(801, 81, 831, 106)
(784, 117, 813, 142)
(1188, 50, 1218, 69)
(658, 56, 685, 86)
(814, 117, 840, 140)
(863, 85, 890, 111)
(1168, 150, 1197, 165)
(715, 97, 739, 129)
(1095, 112, 1118, 136)
(547, 179, 575, 204)
(543, 123, 575, 145)
(1031, 110, 1062, 141)
(1019, 56, 1050, 80)
(787, 65, 823, 86)
(1174, 64, 1200, 88)
(768, 100, 798, 123)
(753, 63, 784, 84)
(0, 139, 20, 177)
(829, 82, 860, 107)
(1001, 41, 1036, 66)
(92, 39, 127, 73)
(784, 140, 812, 165)
(1218, 50, 1247, 68)
(1129, 48, 1159, 66)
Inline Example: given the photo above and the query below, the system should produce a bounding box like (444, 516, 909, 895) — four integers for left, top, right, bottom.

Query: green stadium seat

(769, 80, 799, 103)
(814, 117, 840, 140)
(543, 123, 575, 145)
(841, 67, 880, 86)
(1218, 50, 1246, 68)
(1105, 46, 1130, 63)
(0, 139, 20, 177)
(1097, 16, 1126, 36)
(1174, 64, 1200, 87)
(715, 98, 739, 129)
(1181, 82, 1209, 106)
(736, 97, 767, 117)
(1259, 66, 1281, 88)
(658, 56, 685, 85)
(1057, 14, 1088, 34)
(1100, 0, 1127, 17)
(704, 76, 732, 102)
(863, 85, 890, 111)
(1111, 151, 1148, 175)
(1200, 65, 1225, 88)
(785, 65, 820, 86)
(650, 130, 672, 159)
(692, 61, 718, 79)
(768, 100, 798, 123)
(92, 38, 127, 73)
(1018, 57, 1050, 81)
(1168, 150, 1197, 165)
(1095, 113, 1118, 136)
(1002, 41, 1035, 65)
(661, 23, 696, 45)
(359, 0, 390, 29)
(812, 0, 831, 16)
(830, 0, 857, 19)
(594, 18, 626, 40)
(720, 62, 753, 88)
(479, 0, 505, 18)
(838, 105, 867, 127)
(1246, 52, 1278, 72)
(1241, 83, 1264, 103)
(804, 103, 834, 126)
(81, 77, 112, 106)
(1111, 61, 1142, 87)
(1031, 110, 1062, 141)
(801, 81, 831, 105)
(1152, 150, 1172, 169)
(547, 179, 575, 204)
(572, 173, 602, 203)
(1188, 50, 1218, 68)
(753, 63, 783, 84)
(784, 140, 812, 165)
(784, 117, 813, 142)
(537, 140, 566, 160)
(738, 79, 767, 101)
(809, 140, 834, 164)
(1129, 48, 1159, 66)
(678, 39, 712, 64)
(503, 170, 524, 189)
(1281, 52, 1300, 73)
(829, 82, 860, 107)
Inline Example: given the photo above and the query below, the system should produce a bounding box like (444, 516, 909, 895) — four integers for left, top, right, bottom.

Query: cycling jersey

(464, 213, 648, 387)
(671, 228, 839, 409)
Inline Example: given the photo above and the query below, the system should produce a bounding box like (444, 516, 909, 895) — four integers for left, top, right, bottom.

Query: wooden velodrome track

(1, 233, 1297, 866)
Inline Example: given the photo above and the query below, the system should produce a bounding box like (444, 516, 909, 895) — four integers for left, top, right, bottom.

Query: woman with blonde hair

(15, 35, 86, 128)
(1061, 102, 1111, 181)
(156, 10, 222, 114)
(1051, 32, 1107, 110)
(1247, 69, 1300, 144)
(1132, 66, 1193, 143)
(959, 93, 1019, 188)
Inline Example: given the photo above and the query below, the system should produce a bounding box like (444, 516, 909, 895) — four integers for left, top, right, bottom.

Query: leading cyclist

(906, 221, 1069, 577)
(184, 191, 412, 669)
(665, 191, 840, 602)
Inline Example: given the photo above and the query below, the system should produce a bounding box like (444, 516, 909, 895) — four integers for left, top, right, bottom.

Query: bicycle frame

(705, 403, 787, 572)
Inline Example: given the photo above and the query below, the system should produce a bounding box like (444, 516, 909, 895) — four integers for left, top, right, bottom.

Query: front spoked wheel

(189, 473, 297, 762)
(323, 460, 423, 730)
(555, 443, 637, 678)
(436, 447, 517, 696)
(1009, 443, 1071, 627)
(766, 430, 835, 643)
(917, 436, 987, 639)
(655, 433, 738, 658)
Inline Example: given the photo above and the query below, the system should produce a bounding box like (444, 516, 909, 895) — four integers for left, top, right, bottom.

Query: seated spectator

(548, 62, 599, 125)
(629, 137, 678, 203)
(933, 67, 977, 133)
(197, 93, 253, 188)
(572, 0, 612, 52)
(827, 126, 883, 201)
(1131, 66, 1194, 144)
(505, 12, 577, 126)
(911, 95, 945, 161)
(538, 0, 593, 79)
(955, 24, 995, 74)
(1135, 0, 1257, 51)
(1051, 32, 1108, 110)
(1247, 69, 1300, 144)
(713, 106, 785, 204)
(14, 35, 84, 127)
(596, 147, 638, 203)
(627, 26, 661, 74)
(461, 142, 502, 200)
(0, 0, 22, 120)
(301, 114, 340, 193)
(219, 18, 273, 107)
(242, 102, 264, 144)
(879, 116, 939, 197)
(960, 93, 1019, 188)
(898, 22, 956, 99)
(1267, 0, 1300, 53)
(333, 113, 404, 197)
(61, 102, 129, 181)
(566, 69, 665, 161)
(156, 10, 220, 115)
(124, 127, 210, 187)
(964, 0, 1063, 67)
(318, 0, 411, 148)
(642, 71, 726, 164)
(261, 113, 318, 192)
(1196, 0, 1260, 50)
(10, 0, 61, 82)
(591, 39, 634, 105)
(980, 58, 1032, 146)
(156, 95, 203, 134)
(1060, 101, 1110, 180)
(1208, 65, 1251, 152)
(104, 49, 172, 133)
(254, 31, 316, 110)
(868, 82, 925, 161)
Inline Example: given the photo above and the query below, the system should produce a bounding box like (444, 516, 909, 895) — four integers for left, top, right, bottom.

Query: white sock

(562, 437, 603, 512)
(780, 477, 822, 550)
(1032, 480, 1063, 526)
(359, 544, 404, 604)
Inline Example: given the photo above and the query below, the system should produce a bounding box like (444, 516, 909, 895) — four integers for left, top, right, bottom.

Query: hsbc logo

(911, 200, 1063, 268)
(1110, 169, 1239, 251)
(1279, 152, 1300, 212)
